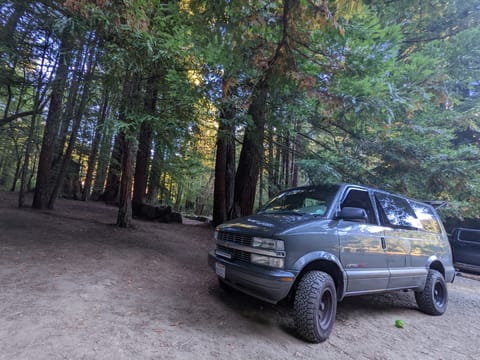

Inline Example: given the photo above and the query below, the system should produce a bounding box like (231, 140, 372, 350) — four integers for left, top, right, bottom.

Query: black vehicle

(450, 228, 480, 274)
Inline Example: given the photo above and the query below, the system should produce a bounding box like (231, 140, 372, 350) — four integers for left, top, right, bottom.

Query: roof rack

(423, 200, 448, 209)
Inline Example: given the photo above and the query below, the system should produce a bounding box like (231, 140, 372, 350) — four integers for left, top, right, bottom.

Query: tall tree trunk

(19, 112, 37, 207)
(159, 170, 167, 204)
(19, 27, 51, 208)
(116, 136, 134, 227)
(82, 91, 109, 201)
(174, 184, 183, 210)
(132, 74, 158, 212)
(53, 48, 85, 163)
(10, 157, 21, 192)
(116, 73, 141, 227)
(283, 133, 291, 188)
(91, 119, 114, 198)
(234, 80, 268, 217)
(212, 79, 236, 226)
(48, 51, 96, 209)
(267, 124, 280, 198)
(290, 120, 301, 187)
(33, 30, 73, 209)
(102, 132, 123, 202)
(146, 139, 164, 203)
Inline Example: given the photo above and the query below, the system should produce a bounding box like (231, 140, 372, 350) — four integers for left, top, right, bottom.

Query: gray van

(208, 183, 455, 342)
(450, 228, 480, 273)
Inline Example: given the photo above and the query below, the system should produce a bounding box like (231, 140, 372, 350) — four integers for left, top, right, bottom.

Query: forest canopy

(0, 0, 479, 226)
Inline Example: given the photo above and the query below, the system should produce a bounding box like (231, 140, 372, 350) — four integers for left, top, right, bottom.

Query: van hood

(217, 213, 316, 237)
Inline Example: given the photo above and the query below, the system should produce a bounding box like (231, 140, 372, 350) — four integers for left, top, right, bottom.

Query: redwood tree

(32, 29, 74, 209)
(212, 78, 236, 226)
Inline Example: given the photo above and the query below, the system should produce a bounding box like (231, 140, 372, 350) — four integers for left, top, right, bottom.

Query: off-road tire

(294, 271, 337, 343)
(415, 269, 448, 315)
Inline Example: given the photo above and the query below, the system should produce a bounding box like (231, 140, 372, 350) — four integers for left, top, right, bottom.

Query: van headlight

(250, 254, 285, 269)
(252, 237, 285, 251)
(250, 238, 285, 268)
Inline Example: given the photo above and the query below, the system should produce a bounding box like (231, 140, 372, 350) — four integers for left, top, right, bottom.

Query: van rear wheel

(415, 269, 448, 315)
(294, 271, 337, 343)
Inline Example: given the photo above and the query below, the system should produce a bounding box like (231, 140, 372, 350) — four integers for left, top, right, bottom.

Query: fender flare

(292, 251, 348, 300)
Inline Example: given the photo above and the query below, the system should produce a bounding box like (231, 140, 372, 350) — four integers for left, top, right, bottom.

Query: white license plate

(215, 262, 226, 279)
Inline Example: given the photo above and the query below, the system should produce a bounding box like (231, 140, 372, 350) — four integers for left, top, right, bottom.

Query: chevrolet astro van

(208, 183, 455, 342)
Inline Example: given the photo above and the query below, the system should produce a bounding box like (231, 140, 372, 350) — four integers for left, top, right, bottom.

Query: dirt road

(0, 192, 479, 360)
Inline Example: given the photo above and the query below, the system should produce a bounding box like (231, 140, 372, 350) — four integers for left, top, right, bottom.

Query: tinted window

(341, 189, 376, 224)
(375, 193, 422, 229)
(458, 229, 480, 243)
(410, 201, 441, 233)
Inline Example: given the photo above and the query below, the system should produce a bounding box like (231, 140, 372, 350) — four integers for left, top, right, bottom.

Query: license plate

(215, 262, 226, 279)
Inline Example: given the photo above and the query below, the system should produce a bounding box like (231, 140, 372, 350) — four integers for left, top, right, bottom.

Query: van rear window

(410, 201, 441, 234)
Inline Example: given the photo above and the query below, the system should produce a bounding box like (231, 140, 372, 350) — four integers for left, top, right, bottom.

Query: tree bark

(132, 74, 158, 211)
(19, 112, 38, 207)
(33, 30, 73, 209)
(212, 79, 236, 226)
(146, 138, 164, 203)
(116, 136, 134, 227)
(233, 80, 268, 217)
(102, 132, 123, 202)
(283, 133, 291, 188)
(91, 119, 114, 198)
(53, 48, 85, 162)
(267, 124, 278, 198)
(116, 73, 141, 227)
(19, 29, 51, 208)
(48, 48, 96, 209)
(82, 91, 109, 201)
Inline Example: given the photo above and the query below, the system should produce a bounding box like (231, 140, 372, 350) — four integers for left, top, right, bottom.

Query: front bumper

(208, 250, 297, 304)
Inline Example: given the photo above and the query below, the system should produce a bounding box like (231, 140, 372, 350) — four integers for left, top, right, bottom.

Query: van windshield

(257, 185, 339, 216)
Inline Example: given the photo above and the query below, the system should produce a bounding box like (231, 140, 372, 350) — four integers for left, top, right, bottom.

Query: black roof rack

(423, 200, 448, 209)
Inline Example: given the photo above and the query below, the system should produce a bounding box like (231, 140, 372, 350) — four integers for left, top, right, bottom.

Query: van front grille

(216, 231, 253, 263)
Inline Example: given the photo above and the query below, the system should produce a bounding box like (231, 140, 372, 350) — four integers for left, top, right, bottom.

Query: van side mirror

(339, 207, 368, 223)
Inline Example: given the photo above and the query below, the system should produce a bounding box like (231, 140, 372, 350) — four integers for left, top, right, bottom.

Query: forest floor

(1, 191, 479, 360)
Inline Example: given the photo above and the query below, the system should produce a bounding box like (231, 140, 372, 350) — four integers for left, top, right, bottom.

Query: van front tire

(294, 271, 337, 343)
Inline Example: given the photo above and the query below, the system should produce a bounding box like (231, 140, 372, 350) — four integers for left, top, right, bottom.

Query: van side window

(410, 201, 441, 234)
(341, 189, 376, 224)
(375, 193, 422, 229)
(457, 229, 480, 243)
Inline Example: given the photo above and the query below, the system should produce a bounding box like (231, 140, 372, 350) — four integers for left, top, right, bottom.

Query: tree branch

(0, 110, 40, 128)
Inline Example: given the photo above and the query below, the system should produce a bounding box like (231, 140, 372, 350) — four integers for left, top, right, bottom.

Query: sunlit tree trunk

(234, 79, 268, 217)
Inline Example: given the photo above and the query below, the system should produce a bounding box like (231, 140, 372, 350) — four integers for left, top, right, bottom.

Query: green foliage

(292, 1, 480, 222)
(1, 0, 480, 221)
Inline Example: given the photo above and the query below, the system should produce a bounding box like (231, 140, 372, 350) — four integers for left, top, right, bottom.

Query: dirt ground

(1, 191, 479, 360)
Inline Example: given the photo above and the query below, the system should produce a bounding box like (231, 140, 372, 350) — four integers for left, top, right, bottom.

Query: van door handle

(381, 237, 386, 249)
